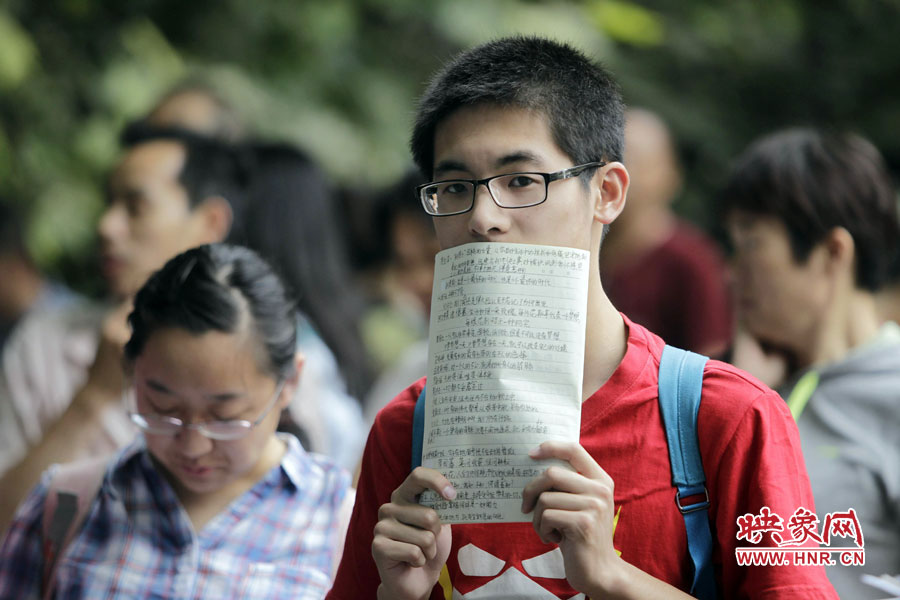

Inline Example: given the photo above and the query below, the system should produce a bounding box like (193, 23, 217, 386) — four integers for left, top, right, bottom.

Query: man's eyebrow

(433, 152, 544, 178)
(495, 151, 543, 168)
(433, 159, 468, 177)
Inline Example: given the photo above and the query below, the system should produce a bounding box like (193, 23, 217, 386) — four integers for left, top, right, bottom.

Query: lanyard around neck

(786, 369, 819, 421)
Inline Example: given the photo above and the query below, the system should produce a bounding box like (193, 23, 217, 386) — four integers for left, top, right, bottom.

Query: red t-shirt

(328, 318, 837, 599)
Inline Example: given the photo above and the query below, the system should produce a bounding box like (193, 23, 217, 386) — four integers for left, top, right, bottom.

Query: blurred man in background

(0, 126, 242, 532)
(600, 108, 732, 357)
(723, 128, 900, 599)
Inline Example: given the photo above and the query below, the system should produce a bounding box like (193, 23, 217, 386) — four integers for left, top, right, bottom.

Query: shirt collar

(277, 432, 308, 490)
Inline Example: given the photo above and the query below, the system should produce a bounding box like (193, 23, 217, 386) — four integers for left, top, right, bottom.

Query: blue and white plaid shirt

(0, 433, 351, 599)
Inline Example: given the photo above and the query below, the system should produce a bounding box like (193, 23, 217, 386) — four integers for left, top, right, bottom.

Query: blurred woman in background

(242, 143, 374, 468)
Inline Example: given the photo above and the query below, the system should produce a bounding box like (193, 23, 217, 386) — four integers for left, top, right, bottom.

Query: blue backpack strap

(411, 385, 427, 470)
(658, 345, 717, 600)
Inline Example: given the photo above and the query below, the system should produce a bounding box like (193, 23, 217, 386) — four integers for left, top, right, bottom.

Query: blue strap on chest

(411, 347, 716, 598)
(411, 384, 427, 470)
(658, 344, 716, 600)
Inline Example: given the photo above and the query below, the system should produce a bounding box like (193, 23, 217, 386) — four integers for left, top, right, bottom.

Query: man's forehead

(727, 209, 783, 232)
(434, 102, 549, 136)
(432, 104, 562, 173)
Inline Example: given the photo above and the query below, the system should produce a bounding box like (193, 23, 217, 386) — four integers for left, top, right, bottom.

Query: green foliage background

(1, 0, 898, 295)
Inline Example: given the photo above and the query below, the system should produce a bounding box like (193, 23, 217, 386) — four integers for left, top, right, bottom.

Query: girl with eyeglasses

(0, 243, 353, 599)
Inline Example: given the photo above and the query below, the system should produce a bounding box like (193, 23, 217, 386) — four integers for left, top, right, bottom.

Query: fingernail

(528, 446, 541, 457)
(442, 485, 457, 500)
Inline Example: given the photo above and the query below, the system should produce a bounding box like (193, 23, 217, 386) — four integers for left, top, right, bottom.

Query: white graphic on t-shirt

(521, 548, 566, 579)
(458, 544, 505, 577)
(451, 544, 585, 600)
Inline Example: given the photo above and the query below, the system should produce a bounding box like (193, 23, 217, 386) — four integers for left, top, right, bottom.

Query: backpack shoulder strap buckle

(675, 484, 710, 514)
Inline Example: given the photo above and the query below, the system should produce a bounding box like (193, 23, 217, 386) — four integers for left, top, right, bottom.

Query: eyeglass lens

(422, 173, 547, 215)
(131, 413, 252, 440)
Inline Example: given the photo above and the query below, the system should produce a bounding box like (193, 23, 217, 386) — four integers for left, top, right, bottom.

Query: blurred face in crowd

(429, 103, 604, 252)
(98, 140, 218, 298)
(390, 213, 440, 317)
(621, 109, 680, 215)
(726, 210, 830, 352)
(131, 326, 289, 499)
(0, 251, 34, 320)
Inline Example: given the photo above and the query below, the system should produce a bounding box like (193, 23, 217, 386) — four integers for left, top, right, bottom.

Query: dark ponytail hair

(124, 243, 297, 380)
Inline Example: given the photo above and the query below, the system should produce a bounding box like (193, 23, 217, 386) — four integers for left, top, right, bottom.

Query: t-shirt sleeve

(0, 467, 54, 599)
(699, 368, 838, 599)
(327, 381, 425, 599)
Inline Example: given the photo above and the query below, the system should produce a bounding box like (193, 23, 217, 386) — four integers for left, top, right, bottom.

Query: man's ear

(822, 226, 855, 278)
(593, 162, 629, 225)
(195, 196, 233, 243)
(279, 351, 306, 409)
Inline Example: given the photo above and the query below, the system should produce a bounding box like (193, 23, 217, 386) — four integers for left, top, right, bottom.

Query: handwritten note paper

(420, 242, 590, 523)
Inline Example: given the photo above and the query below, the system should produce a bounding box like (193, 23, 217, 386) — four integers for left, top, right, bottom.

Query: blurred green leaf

(31, 176, 102, 268)
(0, 123, 11, 182)
(587, 0, 664, 47)
(103, 19, 185, 117)
(0, 10, 38, 89)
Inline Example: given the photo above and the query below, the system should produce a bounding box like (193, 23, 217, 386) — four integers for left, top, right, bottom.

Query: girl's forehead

(135, 327, 268, 388)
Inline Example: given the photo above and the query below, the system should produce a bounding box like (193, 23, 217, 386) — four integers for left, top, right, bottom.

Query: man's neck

(802, 287, 882, 370)
(582, 271, 628, 401)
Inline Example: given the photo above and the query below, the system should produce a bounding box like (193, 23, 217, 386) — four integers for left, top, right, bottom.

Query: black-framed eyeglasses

(128, 380, 285, 441)
(417, 161, 606, 217)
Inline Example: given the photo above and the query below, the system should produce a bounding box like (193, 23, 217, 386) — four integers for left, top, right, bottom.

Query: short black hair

(411, 36, 625, 178)
(125, 243, 297, 380)
(721, 128, 900, 292)
(119, 121, 248, 241)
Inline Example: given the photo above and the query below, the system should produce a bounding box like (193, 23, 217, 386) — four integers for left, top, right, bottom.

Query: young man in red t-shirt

(328, 37, 837, 599)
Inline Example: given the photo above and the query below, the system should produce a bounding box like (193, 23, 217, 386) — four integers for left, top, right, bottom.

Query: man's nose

(97, 203, 127, 242)
(467, 183, 510, 238)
